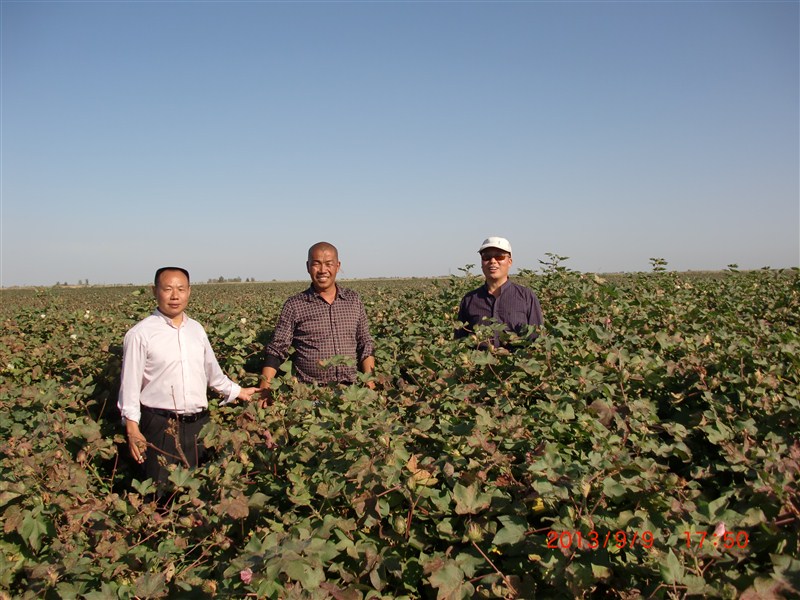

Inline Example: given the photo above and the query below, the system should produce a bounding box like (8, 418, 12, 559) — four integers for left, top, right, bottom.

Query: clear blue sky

(2, 0, 798, 287)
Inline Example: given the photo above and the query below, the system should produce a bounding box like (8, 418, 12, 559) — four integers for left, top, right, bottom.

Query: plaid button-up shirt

(264, 286, 375, 384)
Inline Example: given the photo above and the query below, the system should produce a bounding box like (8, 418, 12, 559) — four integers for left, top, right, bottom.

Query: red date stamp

(546, 530, 656, 551)
(684, 530, 749, 550)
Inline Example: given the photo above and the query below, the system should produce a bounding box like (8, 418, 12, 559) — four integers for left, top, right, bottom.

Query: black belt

(141, 405, 209, 423)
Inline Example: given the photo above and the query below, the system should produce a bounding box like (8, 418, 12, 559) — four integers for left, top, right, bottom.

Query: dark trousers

(138, 408, 209, 490)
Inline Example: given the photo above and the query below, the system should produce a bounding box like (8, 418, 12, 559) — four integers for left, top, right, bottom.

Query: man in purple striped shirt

(455, 237, 543, 349)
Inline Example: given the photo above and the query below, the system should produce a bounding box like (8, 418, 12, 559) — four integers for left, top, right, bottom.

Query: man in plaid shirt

(260, 242, 375, 389)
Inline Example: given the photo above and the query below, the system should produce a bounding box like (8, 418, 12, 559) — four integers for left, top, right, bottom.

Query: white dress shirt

(118, 309, 241, 423)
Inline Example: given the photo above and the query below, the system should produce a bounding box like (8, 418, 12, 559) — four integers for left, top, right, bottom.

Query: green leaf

(429, 563, 469, 599)
(492, 515, 526, 546)
(284, 559, 324, 589)
(602, 477, 626, 499)
(771, 553, 800, 578)
(133, 572, 166, 599)
(453, 483, 492, 515)
(660, 550, 684, 584)
(0, 490, 22, 508)
(20, 514, 47, 552)
(131, 478, 156, 496)
(216, 494, 249, 519)
(168, 466, 200, 490)
(248, 492, 270, 508)
(592, 563, 611, 579)
(471, 351, 498, 366)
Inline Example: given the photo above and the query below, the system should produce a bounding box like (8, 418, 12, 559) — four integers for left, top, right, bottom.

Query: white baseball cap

(478, 236, 512, 255)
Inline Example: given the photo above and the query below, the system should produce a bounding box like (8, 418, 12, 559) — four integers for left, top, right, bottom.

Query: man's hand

(237, 387, 259, 402)
(126, 421, 147, 464)
(258, 366, 277, 407)
(360, 356, 376, 389)
(260, 366, 277, 390)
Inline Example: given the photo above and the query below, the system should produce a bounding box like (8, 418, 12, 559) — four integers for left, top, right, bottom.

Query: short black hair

(154, 267, 190, 287)
(307, 241, 339, 262)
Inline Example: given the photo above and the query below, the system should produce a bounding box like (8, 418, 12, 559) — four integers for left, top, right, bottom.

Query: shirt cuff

(119, 407, 140, 425)
(264, 354, 283, 371)
(227, 383, 242, 403)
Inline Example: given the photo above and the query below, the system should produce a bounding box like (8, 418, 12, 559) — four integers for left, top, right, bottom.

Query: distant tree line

(49, 278, 259, 287)
(53, 279, 90, 287)
(206, 277, 257, 283)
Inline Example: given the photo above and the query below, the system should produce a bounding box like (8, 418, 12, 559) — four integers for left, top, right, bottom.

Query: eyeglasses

(481, 253, 510, 263)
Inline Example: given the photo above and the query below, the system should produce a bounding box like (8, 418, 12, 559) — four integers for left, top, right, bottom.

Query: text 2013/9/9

(546, 530, 656, 551)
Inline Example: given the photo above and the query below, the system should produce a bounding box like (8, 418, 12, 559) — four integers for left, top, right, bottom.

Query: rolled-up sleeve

(118, 329, 147, 423)
(264, 301, 296, 371)
(355, 300, 375, 361)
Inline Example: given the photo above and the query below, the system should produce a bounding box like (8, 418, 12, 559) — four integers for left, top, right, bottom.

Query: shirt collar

(481, 278, 512, 295)
(304, 284, 350, 302)
(153, 308, 186, 328)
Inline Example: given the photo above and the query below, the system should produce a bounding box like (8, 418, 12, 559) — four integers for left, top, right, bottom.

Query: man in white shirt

(118, 266, 257, 490)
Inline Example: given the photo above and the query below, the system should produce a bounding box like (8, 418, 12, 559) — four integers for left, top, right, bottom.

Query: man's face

(480, 249, 512, 284)
(307, 247, 340, 293)
(153, 270, 191, 321)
